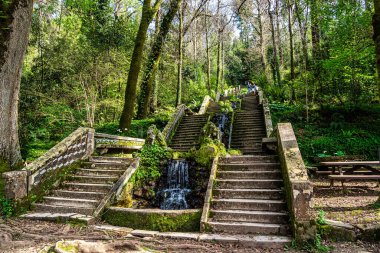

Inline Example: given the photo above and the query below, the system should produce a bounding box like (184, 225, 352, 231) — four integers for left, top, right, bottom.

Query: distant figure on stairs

(247, 80, 258, 95)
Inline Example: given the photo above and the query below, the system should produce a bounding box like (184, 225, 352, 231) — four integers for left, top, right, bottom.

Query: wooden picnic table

(319, 161, 380, 187)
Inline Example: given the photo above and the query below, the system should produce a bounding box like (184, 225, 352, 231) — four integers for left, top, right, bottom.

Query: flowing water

(160, 160, 191, 210)
(215, 113, 229, 135)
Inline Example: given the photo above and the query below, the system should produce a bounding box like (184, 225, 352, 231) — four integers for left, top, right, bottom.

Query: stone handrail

(162, 104, 187, 143)
(276, 123, 315, 240)
(198, 95, 212, 115)
(215, 92, 221, 102)
(3, 127, 95, 200)
(261, 95, 274, 137)
(224, 86, 241, 97)
(200, 156, 219, 231)
(94, 133, 145, 145)
(93, 158, 140, 217)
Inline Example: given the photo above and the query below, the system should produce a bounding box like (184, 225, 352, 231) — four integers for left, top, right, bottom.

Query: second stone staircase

(22, 156, 132, 223)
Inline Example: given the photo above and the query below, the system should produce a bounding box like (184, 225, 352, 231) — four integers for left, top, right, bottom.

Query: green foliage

(218, 101, 233, 113)
(317, 210, 327, 225)
(186, 137, 226, 166)
(0, 197, 14, 218)
(131, 145, 172, 189)
(286, 234, 332, 253)
(271, 103, 380, 164)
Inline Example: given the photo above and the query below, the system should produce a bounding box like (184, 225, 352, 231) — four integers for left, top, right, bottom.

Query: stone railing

(224, 85, 241, 97)
(215, 92, 221, 102)
(94, 158, 140, 217)
(259, 90, 273, 138)
(95, 133, 145, 148)
(3, 127, 95, 200)
(162, 104, 187, 143)
(276, 123, 315, 240)
(198, 95, 212, 115)
(200, 156, 219, 231)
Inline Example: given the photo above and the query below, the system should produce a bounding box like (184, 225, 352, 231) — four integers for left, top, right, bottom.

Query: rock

(0, 232, 12, 242)
(319, 219, 357, 242)
(55, 240, 112, 253)
(2, 170, 28, 200)
(357, 224, 380, 242)
(133, 189, 143, 198)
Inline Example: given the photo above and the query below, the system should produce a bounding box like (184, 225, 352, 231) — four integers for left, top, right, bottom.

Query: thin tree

(176, 2, 184, 106)
(0, 0, 34, 168)
(268, 0, 281, 86)
(119, 0, 162, 131)
(287, 0, 295, 100)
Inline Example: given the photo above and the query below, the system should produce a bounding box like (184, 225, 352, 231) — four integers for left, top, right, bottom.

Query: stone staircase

(231, 94, 266, 155)
(205, 155, 291, 247)
(169, 114, 207, 152)
(206, 101, 221, 113)
(22, 156, 132, 223)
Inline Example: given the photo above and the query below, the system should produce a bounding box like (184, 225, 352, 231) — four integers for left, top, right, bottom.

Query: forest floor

(312, 179, 380, 226)
(1, 218, 380, 253)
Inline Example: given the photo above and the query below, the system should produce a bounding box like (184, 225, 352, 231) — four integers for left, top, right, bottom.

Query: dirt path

(1, 218, 379, 253)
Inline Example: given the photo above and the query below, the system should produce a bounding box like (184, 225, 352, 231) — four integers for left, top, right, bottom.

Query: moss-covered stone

(103, 208, 201, 232)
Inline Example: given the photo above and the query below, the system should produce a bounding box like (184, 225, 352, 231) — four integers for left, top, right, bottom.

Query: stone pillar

(2, 170, 28, 200)
(85, 129, 95, 158)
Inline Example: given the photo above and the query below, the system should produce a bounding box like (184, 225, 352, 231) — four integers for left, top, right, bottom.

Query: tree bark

(275, 0, 284, 66)
(176, 2, 184, 107)
(373, 0, 380, 101)
(137, 0, 183, 119)
(151, 9, 161, 113)
(215, 0, 222, 94)
(205, 3, 211, 94)
(295, 0, 309, 70)
(256, 0, 266, 72)
(0, 0, 33, 168)
(287, 1, 295, 100)
(268, 0, 281, 86)
(119, 0, 161, 131)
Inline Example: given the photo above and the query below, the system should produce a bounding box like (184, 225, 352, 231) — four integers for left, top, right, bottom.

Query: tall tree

(205, 3, 211, 94)
(268, 0, 281, 86)
(287, 0, 295, 100)
(137, 0, 183, 119)
(119, 0, 162, 131)
(176, 2, 184, 106)
(0, 0, 34, 168)
(374, 0, 380, 101)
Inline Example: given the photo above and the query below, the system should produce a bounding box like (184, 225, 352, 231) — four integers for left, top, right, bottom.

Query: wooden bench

(320, 161, 380, 187)
(329, 175, 380, 187)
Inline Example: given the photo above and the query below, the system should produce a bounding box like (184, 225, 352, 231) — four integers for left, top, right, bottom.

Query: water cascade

(160, 160, 191, 210)
(215, 114, 229, 135)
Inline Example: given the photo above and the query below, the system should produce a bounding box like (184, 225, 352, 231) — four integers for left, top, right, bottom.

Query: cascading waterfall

(216, 114, 229, 135)
(160, 160, 191, 210)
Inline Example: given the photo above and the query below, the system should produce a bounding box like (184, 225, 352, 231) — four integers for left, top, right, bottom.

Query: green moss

(103, 209, 201, 232)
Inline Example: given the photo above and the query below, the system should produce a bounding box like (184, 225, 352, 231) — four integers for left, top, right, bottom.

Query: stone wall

(2, 127, 95, 200)
(276, 123, 315, 240)
(162, 104, 187, 143)
(259, 91, 274, 138)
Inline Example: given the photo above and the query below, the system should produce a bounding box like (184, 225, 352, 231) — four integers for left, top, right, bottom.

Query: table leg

(330, 179, 334, 187)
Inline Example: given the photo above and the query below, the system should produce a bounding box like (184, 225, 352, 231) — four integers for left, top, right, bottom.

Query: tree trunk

(373, 0, 380, 101)
(295, 0, 309, 70)
(311, 0, 321, 93)
(275, 0, 284, 66)
(176, 2, 184, 107)
(119, 0, 161, 131)
(137, 0, 183, 119)
(215, 0, 222, 94)
(256, 0, 266, 72)
(0, 0, 33, 168)
(151, 9, 161, 113)
(268, 0, 281, 86)
(205, 4, 211, 94)
(287, 1, 295, 100)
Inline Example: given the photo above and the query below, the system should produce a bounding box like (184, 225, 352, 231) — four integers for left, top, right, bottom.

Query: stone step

(43, 196, 98, 208)
(207, 221, 289, 235)
(179, 122, 206, 126)
(173, 130, 202, 135)
(71, 175, 119, 184)
(53, 190, 106, 200)
(218, 163, 280, 171)
(171, 136, 200, 141)
(231, 137, 264, 142)
(217, 171, 282, 179)
(212, 199, 287, 212)
(33, 203, 95, 216)
(77, 168, 125, 176)
(170, 141, 199, 146)
(215, 179, 283, 189)
(82, 162, 128, 169)
(89, 156, 131, 163)
(213, 188, 283, 200)
(220, 155, 278, 163)
(64, 182, 112, 193)
(210, 210, 288, 224)
(21, 212, 95, 224)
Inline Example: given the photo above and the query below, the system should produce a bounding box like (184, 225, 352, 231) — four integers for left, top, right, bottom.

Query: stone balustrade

(2, 127, 95, 200)
(198, 95, 212, 115)
(162, 104, 187, 143)
(276, 123, 315, 240)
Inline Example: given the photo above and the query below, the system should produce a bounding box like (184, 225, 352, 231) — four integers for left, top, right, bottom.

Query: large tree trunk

(373, 0, 380, 101)
(176, 2, 184, 107)
(215, 0, 222, 94)
(310, 0, 321, 94)
(137, 0, 183, 119)
(119, 0, 161, 131)
(295, 0, 309, 70)
(151, 9, 161, 113)
(0, 0, 33, 168)
(287, 1, 295, 100)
